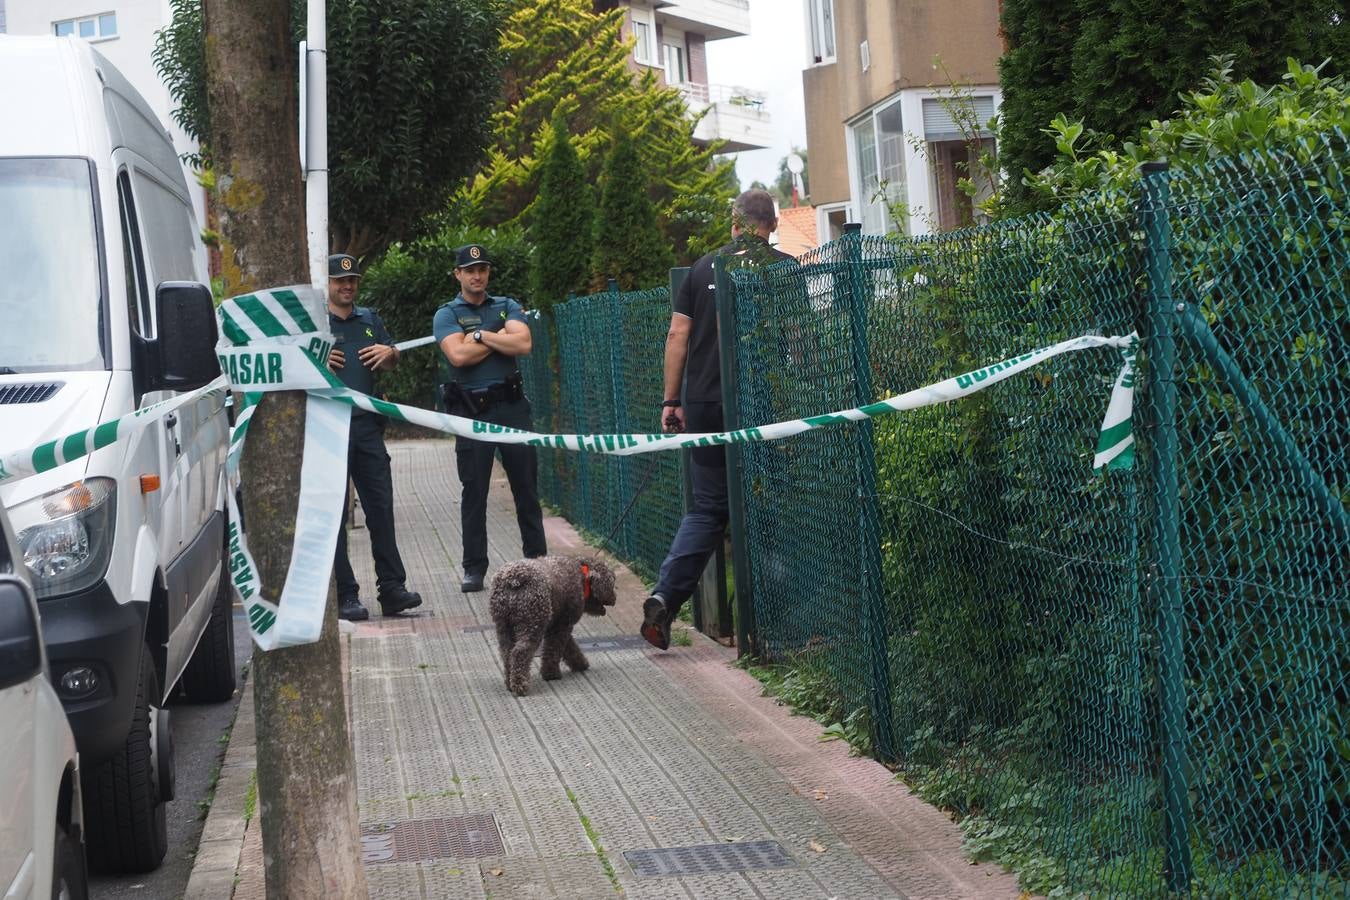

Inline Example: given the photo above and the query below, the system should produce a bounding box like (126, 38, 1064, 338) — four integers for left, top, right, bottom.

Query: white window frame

(631, 8, 659, 67)
(53, 11, 118, 41)
(847, 96, 908, 236)
(805, 0, 835, 65)
(663, 41, 685, 84)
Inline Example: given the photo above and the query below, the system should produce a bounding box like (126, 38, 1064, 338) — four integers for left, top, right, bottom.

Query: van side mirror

(153, 281, 220, 391)
(0, 576, 42, 692)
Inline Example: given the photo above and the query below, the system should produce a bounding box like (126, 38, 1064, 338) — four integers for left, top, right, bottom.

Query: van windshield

(0, 158, 105, 373)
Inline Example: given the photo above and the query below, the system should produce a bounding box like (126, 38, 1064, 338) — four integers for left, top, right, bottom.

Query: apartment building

(600, 0, 773, 152)
(802, 0, 1003, 239)
(3, 0, 208, 230)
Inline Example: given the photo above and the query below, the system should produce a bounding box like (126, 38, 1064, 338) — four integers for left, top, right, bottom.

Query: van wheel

(181, 553, 238, 703)
(82, 651, 167, 874)
(51, 823, 89, 900)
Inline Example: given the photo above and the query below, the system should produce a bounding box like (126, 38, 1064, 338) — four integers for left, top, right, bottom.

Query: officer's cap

(329, 254, 361, 278)
(455, 244, 492, 269)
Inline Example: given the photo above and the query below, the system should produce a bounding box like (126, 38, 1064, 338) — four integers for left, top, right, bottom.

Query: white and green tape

(0, 281, 1139, 651)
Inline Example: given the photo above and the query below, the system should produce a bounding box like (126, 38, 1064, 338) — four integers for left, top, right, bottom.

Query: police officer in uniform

(327, 253, 422, 620)
(434, 244, 547, 592)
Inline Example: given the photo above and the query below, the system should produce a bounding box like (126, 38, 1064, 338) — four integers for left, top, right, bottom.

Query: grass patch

(736, 655, 873, 758)
(243, 770, 258, 825)
(671, 628, 693, 647)
(565, 788, 621, 893)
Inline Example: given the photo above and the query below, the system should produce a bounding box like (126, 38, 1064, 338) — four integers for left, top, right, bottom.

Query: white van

(0, 36, 235, 873)
(0, 504, 87, 900)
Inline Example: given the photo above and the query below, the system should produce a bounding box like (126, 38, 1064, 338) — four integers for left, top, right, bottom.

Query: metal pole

(1176, 307, 1349, 537)
(303, 0, 326, 290)
(607, 278, 631, 557)
(840, 223, 896, 762)
(715, 256, 756, 657)
(1141, 161, 1193, 892)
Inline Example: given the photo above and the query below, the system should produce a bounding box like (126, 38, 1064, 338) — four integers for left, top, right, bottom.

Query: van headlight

(11, 478, 117, 599)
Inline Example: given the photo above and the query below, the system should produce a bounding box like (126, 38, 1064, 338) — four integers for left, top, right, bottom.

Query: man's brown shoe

(640, 595, 671, 650)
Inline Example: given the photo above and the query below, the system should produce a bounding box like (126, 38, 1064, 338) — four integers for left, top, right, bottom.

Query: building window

(631, 10, 658, 66)
(664, 42, 686, 84)
(851, 98, 907, 235)
(54, 12, 117, 40)
(923, 95, 998, 230)
(807, 0, 835, 64)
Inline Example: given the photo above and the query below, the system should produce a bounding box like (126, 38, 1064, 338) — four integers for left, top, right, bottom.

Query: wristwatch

(472, 330, 483, 343)
(660, 399, 680, 408)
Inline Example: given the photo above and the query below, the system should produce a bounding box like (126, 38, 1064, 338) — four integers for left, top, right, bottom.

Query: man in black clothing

(641, 190, 794, 649)
(326, 254, 422, 621)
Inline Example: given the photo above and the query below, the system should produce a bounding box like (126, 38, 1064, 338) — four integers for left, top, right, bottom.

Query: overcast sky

(704, 2, 809, 190)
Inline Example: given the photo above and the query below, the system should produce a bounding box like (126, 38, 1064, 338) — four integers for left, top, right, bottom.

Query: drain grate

(623, 840, 797, 877)
(576, 635, 652, 652)
(360, 814, 504, 864)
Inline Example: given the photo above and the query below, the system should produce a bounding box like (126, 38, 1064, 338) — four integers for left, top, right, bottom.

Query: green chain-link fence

(721, 134, 1346, 895)
(521, 286, 683, 581)
(522, 132, 1346, 895)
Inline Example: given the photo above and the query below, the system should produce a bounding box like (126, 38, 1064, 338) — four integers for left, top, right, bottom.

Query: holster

(441, 382, 481, 416)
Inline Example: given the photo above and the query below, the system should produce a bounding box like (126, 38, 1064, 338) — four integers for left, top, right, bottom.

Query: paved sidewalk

(205, 438, 1022, 899)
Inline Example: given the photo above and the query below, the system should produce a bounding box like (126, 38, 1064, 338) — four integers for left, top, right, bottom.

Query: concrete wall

(802, 63, 849, 204)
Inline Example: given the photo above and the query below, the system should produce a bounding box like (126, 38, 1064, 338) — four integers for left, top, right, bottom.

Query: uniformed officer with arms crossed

(327, 253, 423, 620)
(434, 244, 547, 592)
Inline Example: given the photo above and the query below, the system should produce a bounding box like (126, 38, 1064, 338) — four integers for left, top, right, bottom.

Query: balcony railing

(675, 82, 767, 112)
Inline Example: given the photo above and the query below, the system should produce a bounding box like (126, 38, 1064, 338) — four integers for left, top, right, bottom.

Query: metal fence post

(565, 296, 591, 530)
(607, 278, 632, 557)
(1141, 161, 1193, 892)
(840, 223, 897, 762)
(714, 255, 757, 657)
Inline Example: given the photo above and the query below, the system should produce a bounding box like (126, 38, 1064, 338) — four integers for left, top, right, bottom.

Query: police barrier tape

(0, 284, 1138, 650)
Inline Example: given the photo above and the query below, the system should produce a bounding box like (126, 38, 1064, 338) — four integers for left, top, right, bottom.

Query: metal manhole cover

(360, 814, 504, 864)
(576, 635, 652, 652)
(622, 840, 797, 877)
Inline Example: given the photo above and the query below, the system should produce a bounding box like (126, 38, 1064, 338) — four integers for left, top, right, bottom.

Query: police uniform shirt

(432, 294, 528, 389)
(677, 235, 794, 403)
(329, 306, 393, 410)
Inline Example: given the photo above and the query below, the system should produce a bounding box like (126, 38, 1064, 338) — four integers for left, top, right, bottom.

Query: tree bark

(203, 1, 367, 896)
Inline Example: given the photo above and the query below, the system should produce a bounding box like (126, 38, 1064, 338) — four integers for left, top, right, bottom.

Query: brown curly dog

(488, 556, 617, 696)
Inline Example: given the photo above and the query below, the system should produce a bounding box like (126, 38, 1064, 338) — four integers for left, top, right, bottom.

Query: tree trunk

(203, 1, 368, 896)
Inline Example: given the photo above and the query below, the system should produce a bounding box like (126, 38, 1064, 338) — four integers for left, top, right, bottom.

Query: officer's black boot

(378, 586, 423, 616)
(338, 597, 369, 621)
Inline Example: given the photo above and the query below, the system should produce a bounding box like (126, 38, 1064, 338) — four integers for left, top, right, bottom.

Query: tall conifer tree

(529, 113, 594, 313)
(461, 0, 733, 261)
(999, 0, 1348, 211)
(591, 128, 674, 291)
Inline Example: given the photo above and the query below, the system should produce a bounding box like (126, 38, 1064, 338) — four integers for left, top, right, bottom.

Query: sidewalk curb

(183, 675, 256, 899)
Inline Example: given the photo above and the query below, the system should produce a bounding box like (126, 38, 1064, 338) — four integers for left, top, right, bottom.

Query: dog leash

(601, 456, 662, 547)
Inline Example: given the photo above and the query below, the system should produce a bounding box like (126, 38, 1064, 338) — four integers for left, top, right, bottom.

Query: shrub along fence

(523, 132, 1346, 896)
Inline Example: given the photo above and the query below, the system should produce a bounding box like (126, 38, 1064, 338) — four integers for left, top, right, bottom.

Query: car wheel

(82, 649, 168, 874)
(51, 823, 88, 900)
(181, 549, 238, 703)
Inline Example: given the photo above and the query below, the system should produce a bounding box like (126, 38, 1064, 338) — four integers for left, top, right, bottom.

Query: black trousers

(453, 396, 547, 577)
(335, 414, 408, 600)
(653, 401, 727, 613)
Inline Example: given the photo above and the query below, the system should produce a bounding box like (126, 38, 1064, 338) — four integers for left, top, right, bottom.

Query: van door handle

(164, 413, 181, 455)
